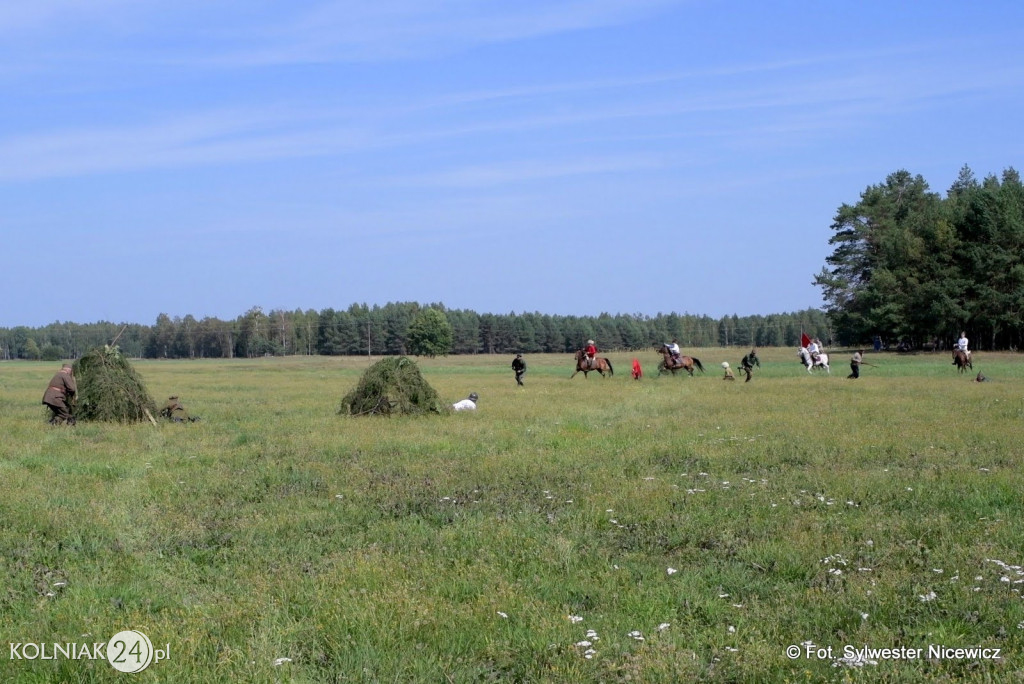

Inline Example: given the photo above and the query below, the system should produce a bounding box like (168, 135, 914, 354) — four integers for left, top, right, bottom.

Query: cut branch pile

(73, 345, 157, 423)
(340, 356, 445, 416)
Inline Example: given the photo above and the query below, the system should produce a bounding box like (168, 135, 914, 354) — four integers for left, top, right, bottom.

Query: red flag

(801, 332, 812, 348)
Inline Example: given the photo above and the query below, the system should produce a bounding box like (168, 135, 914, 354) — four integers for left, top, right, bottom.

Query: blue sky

(2, 1, 1022, 327)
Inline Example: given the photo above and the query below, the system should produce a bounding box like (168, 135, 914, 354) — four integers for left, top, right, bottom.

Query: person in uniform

(511, 354, 526, 386)
(42, 363, 77, 425)
(721, 361, 735, 381)
(159, 396, 193, 422)
(739, 348, 760, 382)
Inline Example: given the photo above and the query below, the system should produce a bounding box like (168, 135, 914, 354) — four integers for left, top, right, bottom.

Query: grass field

(2, 348, 1024, 682)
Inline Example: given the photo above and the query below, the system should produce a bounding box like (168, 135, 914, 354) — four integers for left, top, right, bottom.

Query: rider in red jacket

(584, 340, 597, 369)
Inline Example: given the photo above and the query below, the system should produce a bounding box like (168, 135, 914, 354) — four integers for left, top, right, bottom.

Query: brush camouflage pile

(340, 356, 445, 416)
(72, 345, 157, 423)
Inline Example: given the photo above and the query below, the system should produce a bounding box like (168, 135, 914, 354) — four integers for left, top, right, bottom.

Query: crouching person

(160, 396, 198, 422)
(43, 363, 77, 425)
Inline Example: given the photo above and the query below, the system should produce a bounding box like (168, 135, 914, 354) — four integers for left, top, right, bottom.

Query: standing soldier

(42, 363, 77, 425)
(848, 349, 864, 379)
(511, 354, 527, 386)
(739, 348, 760, 382)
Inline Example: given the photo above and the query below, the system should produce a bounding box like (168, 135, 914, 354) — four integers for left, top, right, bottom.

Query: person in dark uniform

(160, 396, 196, 422)
(739, 349, 760, 382)
(511, 354, 526, 386)
(42, 363, 77, 425)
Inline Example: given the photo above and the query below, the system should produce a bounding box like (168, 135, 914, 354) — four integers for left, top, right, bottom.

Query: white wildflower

(667, 567, 678, 575)
(273, 657, 292, 666)
(497, 611, 508, 619)
(568, 615, 583, 623)
(919, 591, 937, 602)
(657, 623, 671, 631)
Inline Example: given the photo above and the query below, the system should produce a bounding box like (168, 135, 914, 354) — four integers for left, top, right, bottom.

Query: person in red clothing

(584, 340, 597, 370)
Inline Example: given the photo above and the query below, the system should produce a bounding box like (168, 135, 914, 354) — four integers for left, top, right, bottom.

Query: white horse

(799, 347, 830, 374)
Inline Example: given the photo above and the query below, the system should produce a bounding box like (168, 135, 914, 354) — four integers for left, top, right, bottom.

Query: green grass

(2, 349, 1023, 682)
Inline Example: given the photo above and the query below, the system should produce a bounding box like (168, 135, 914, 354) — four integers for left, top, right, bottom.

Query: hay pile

(73, 345, 157, 423)
(340, 356, 445, 416)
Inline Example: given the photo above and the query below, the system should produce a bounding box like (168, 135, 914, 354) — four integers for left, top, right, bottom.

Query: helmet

(721, 362, 730, 368)
(587, 340, 594, 345)
(468, 392, 479, 402)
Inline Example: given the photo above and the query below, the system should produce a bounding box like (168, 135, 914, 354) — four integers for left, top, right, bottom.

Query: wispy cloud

(3, 40, 1022, 183)
(198, 0, 684, 66)
(387, 155, 665, 189)
(0, 0, 684, 69)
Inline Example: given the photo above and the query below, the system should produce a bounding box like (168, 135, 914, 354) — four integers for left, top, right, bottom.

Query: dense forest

(5, 165, 1021, 360)
(816, 166, 1024, 349)
(0, 306, 830, 360)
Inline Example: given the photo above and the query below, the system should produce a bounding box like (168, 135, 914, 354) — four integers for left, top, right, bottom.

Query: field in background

(2, 349, 1023, 682)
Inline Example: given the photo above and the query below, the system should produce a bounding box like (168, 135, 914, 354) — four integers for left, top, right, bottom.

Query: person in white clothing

(452, 392, 478, 411)
(666, 338, 681, 363)
(807, 338, 821, 361)
(953, 331, 970, 364)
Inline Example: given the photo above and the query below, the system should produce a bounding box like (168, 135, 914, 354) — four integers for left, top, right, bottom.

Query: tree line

(816, 166, 1024, 350)
(0, 305, 831, 360)
(8, 164, 1018, 360)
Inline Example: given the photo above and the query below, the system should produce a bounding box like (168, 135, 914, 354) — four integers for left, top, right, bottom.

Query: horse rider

(807, 337, 822, 362)
(584, 340, 598, 369)
(953, 331, 970, 365)
(739, 348, 759, 382)
(666, 338, 681, 364)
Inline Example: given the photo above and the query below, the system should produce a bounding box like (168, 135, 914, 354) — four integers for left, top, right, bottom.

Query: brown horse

(953, 349, 973, 374)
(657, 345, 705, 376)
(571, 349, 614, 378)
